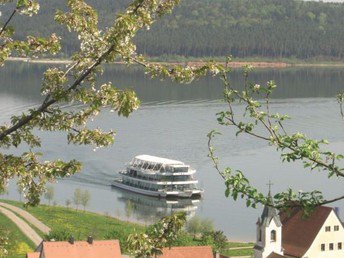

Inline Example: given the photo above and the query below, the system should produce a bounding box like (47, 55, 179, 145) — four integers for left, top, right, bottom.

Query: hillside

(1, 0, 344, 59)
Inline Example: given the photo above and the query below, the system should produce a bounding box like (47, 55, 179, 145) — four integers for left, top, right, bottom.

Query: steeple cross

(267, 180, 273, 193)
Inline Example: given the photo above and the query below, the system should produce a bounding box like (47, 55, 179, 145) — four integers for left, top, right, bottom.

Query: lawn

(1, 199, 145, 253)
(227, 241, 254, 248)
(1, 199, 254, 256)
(223, 248, 254, 256)
(0, 212, 35, 258)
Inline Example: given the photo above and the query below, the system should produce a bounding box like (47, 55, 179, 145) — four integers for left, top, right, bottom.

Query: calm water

(0, 62, 343, 241)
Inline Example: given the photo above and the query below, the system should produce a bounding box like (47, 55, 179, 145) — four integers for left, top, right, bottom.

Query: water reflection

(1, 62, 344, 106)
(115, 188, 199, 223)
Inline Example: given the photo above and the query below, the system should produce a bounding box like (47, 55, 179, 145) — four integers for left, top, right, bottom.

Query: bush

(105, 227, 133, 253)
(45, 229, 73, 241)
(200, 218, 214, 235)
(170, 231, 195, 246)
(186, 216, 201, 238)
(15, 242, 32, 255)
(186, 216, 214, 239)
(200, 230, 228, 253)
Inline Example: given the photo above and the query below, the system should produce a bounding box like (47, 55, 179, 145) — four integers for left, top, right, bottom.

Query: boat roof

(134, 155, 185, 165)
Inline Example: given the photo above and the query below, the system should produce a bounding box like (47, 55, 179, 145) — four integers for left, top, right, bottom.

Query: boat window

(174, 166, 189, 172)
(165, 166, 173, 172)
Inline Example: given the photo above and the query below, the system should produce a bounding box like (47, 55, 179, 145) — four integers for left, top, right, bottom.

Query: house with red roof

(254, 192, 344, 258)
(26, 238, 123, 258)
(27, 237, 227, 258)
(157, 246, 228, 258)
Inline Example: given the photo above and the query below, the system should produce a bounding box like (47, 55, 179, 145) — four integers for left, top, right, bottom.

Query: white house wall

(303, 210, 344, 258)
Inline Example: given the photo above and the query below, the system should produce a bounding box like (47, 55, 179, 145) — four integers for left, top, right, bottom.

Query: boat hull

(111, 179, 203, 199)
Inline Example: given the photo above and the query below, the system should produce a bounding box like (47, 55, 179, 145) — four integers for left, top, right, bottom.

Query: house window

(321, 244, 325, 251)
(338, 243, 342, 250)
(270, 230, 276, 242)
(334, 225, 339, 231)
(329, 243, 334, 251)
(258, 229, 262, 241)
(325, 226, 331, 232)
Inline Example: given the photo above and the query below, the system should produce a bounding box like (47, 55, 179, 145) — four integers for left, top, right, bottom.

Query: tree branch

(0, 44, 115, 141)
(320, 195, 344, 206)
(0, 8, 17, 37)
(208, 67, 344, 210)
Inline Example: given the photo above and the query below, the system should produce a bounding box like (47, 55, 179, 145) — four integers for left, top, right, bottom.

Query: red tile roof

(26, 253, 40, 258)
(280, 206, 332, 258)
(158, 246, 214, 258)
(32, 240, 121, 258)
(267, 252, 287, 258)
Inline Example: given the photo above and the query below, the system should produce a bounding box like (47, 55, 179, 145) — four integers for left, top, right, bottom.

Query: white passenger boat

(111, 155, 204, 198)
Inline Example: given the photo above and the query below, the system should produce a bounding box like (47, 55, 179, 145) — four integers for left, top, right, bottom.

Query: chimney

(69, 236, 75, 244)
(87, 236, 93, 244)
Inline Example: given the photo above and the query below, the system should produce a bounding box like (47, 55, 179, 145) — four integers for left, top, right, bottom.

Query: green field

(1, 199, 144, 253)
(223, 248, 254, 257)
(1, 199, 254, 256)
(0, 212, 35, 258)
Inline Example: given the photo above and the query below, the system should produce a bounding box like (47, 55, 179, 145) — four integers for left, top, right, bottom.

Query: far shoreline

(7, 56, 344, 68)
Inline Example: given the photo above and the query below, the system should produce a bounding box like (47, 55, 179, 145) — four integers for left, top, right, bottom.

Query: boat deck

(111, 178, 203, 198)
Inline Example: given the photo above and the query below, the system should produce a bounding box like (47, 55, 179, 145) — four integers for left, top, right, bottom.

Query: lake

(0, 62, 343, 241)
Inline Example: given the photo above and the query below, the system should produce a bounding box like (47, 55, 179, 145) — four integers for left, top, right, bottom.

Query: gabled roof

(28, 240, 121, 258)
(267, 252, 287, 258)
(259, 192, 282, 227)
(280, 206, 333, 258)
(157, 246, 214, 258)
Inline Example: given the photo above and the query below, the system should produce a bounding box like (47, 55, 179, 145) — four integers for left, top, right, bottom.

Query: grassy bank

(1, 200, 144, 253)
(223, 248, 254, 257)
(1, 199, 253, 256)
(0, 212, 35, 258)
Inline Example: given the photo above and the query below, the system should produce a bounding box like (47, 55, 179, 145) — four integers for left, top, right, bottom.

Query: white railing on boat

(120, 173, 198, 185)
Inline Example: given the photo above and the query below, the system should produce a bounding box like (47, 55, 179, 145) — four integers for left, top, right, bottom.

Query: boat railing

(123, 170, 195, 182)
(128, 164, 194, 175)
(123, 173, 160, 181)
(128, 166, 160, 174)
(123, 181, 159, 191)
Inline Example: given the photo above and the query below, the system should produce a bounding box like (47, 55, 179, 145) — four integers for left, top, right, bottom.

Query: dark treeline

(2, 0, 344, 59)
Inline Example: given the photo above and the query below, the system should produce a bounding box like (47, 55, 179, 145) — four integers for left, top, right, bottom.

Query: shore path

(0, 205, 43, 246)
(0, 201, 50, 234)
(228, 246, 254, 250)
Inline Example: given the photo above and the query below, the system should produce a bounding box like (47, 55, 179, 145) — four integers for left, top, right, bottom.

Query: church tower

(254, 189, 284, 258)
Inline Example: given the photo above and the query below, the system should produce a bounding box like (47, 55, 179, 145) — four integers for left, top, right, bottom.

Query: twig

(0, 9, 17, 37)
(340, 101, 344, 120)
(0, 44, 115, 141)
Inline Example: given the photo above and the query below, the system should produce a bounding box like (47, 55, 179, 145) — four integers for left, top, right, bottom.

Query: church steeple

(260, 189, 281, 228)
(254, 183, 284, 258)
